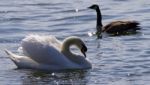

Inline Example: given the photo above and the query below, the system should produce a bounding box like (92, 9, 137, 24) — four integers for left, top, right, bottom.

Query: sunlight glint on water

(0, 0, 150, 85)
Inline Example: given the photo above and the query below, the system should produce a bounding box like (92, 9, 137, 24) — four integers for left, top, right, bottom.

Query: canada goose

(88, 4, 140, 37)
(5, 35, 91, 71)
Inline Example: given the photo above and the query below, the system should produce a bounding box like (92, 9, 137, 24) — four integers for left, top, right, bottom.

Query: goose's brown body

(89, 4, 140, 36)
(102, 21, 140, 34)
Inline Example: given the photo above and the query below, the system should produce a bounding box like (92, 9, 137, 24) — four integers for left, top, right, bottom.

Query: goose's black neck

(96, 7, 103, 31)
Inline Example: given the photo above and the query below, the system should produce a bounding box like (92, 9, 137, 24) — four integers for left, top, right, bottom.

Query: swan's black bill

(81, 44, 87, 58)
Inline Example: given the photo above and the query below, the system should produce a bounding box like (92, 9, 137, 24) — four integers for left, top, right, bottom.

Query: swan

(5, 35, 92, 71)
(88, 4, 140, 37)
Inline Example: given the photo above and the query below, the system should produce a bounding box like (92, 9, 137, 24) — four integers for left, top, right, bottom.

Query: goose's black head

(88, 4, 99, 10)
(88, 4, 103, 38)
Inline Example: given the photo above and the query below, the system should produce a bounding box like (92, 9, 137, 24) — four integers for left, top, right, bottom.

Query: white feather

(5, 34, 91, 71)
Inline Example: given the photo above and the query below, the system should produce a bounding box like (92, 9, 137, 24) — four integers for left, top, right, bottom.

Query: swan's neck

(96, 7, 103, 32)
(61, 38, 82, 64)
(61, 40, 73, 57)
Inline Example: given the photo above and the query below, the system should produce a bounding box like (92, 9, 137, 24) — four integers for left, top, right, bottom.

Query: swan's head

(71, 37, 87, 57)
(80, 43, 87, 58)
(63, 36, 88, 58)
(88, 4, 99, 10)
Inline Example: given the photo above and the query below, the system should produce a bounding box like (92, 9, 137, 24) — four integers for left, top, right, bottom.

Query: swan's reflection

(22, 70, 89, 85)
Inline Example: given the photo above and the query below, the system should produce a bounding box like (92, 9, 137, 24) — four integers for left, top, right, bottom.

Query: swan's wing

(5, 50, 39, 69)
(20, 35, 72, 66)
(19, 34, 62, 56)
(5, 50, 85, 70)
(18, 34, 62, 54)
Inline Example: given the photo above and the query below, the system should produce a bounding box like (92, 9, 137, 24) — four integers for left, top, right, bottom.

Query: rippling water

(0, 0, 150, 85)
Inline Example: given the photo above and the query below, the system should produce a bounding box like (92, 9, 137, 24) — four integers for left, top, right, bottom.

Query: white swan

(5, 35, 92, 71)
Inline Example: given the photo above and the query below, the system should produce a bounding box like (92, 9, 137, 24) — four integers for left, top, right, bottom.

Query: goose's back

(103, 21, 140, 33)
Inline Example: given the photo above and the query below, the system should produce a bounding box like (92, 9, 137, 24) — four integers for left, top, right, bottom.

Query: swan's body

(5, 35, 91, 71)
(88, 4, 140, 37)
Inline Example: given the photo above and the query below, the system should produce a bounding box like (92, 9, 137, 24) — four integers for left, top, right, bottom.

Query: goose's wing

(103, 21, 140, 33)
(20, 35, 72, 66)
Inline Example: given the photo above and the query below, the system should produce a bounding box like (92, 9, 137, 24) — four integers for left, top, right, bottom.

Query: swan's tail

(5, 49, 15, 58)
(4, 49, 20, 63)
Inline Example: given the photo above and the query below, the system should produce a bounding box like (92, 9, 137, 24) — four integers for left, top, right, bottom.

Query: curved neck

(61, 39, 73, 56)
(96, 7, 103, 32)
(60, 38, 91, 68)
(61, 38, 81, 64)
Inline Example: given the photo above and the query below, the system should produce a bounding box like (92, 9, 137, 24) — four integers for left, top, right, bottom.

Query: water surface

(0, 0, 150, 85)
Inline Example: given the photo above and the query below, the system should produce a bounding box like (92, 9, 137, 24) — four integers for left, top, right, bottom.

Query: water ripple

(0, 0, 150, 85)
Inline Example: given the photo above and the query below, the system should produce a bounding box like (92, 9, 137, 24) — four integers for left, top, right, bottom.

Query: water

(0, 0, 150, 85)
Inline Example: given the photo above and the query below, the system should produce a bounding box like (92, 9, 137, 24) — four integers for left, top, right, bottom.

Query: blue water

(0, 0, 150, 85)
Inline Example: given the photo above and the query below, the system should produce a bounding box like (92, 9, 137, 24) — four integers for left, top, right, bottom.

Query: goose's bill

(88, 5, 95, 9)
(88, 6, 92, 9)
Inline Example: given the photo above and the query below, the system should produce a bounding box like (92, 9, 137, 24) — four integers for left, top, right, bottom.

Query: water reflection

(22, 70, 89, 85)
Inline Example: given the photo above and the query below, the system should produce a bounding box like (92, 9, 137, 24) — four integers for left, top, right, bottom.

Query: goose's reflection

(21, 70, 89, 85)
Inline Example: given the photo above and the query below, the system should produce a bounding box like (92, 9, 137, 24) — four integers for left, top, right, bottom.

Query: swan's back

(21, 35, 72, 66)
(22, 34, 62, 50)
